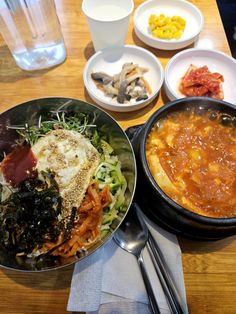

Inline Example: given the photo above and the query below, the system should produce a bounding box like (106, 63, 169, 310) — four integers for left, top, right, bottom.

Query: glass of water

(0, 0, 66, 71)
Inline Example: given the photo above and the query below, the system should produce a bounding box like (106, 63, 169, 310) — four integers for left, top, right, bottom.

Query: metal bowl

(131, 97, 236, 240)
(0, 97, 136, 271)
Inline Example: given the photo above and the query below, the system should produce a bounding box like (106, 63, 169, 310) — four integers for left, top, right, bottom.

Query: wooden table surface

(0, 1, 235, 313)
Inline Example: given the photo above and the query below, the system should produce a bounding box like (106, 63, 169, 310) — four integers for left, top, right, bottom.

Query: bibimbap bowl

(0, 97, 136, 271)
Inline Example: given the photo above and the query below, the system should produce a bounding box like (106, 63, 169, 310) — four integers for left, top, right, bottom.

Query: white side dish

(134, 0, 204, 50)
(83, 45, 164, 112)
(164, 48, 236, 104)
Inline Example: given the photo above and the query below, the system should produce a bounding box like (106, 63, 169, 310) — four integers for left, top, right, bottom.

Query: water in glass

(0, 0, 66, 70)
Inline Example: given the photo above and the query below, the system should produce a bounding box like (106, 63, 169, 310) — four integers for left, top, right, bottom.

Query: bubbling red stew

(146, 109, 236, 218)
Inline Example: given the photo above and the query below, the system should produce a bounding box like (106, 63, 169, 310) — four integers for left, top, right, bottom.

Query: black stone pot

(126, 97, 236, 240)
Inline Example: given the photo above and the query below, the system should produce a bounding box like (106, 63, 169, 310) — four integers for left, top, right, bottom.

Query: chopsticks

(146, 231, 185, 314)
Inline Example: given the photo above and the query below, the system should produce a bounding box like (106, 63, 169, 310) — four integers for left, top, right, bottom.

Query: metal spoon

(114, 203, 160, 314)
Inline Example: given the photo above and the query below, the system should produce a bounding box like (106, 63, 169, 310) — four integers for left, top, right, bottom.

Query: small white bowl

(134, 0, 204, 50)
(164, 48, 236, 104)
(83, 45, 164, 112)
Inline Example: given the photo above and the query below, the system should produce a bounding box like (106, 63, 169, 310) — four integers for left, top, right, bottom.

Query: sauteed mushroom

(91, 63, 151, 103)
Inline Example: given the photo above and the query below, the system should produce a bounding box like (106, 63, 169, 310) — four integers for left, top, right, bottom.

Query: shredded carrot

(141, 77, 152, 95)
(42, 182, 112, 258)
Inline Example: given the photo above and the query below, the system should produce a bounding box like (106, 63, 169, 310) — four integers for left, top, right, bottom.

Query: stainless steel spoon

(114, 203, 186, 314)
(114, 203, 160, 314)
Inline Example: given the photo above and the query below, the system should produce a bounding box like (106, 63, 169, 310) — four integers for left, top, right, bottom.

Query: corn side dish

(148, 14, 186, 39)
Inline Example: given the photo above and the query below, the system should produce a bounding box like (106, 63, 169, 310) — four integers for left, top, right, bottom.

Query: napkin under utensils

(67, 211, 188, 314)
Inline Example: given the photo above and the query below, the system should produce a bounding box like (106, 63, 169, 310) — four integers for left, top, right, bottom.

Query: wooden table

(0, 1, 235, 313)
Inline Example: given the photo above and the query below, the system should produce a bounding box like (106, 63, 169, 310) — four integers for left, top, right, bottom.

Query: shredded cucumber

(94, 140, 127, 230)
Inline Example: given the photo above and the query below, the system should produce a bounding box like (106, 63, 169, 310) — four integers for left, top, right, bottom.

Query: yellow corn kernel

(148, 13, 186, 40)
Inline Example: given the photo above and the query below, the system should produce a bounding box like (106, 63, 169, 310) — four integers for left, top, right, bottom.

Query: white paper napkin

(67, 213, 188, 314)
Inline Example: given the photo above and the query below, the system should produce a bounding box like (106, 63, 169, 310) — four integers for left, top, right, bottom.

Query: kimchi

(179, 64, 224, 100)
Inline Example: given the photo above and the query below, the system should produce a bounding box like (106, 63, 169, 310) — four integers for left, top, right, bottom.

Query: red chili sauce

(1, 145, 37, 187)
(146, 110, 236, 218)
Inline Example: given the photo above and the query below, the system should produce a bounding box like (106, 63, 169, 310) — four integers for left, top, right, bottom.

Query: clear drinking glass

(0, 0, 66, 71)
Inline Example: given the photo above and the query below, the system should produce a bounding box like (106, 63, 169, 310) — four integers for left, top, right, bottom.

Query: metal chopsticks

(146, 230, 185, 314)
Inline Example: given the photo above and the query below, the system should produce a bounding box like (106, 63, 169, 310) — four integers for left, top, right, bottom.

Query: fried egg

(31, 129, 100, 219)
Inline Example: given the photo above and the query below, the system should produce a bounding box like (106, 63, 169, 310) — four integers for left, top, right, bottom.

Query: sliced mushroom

(91, 72, 113, 85)
(119, 63, 136, 84)
(91, 63, 151, 104)
(136, 78, 145, 87)
(103, 82, 119, 97)
(117, 80, 128, 103)
(128, 86, 147, 99)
